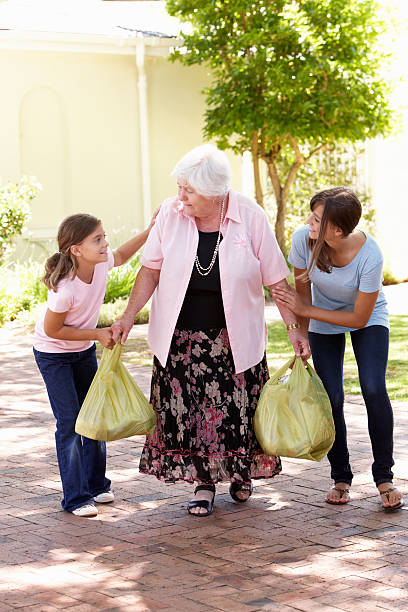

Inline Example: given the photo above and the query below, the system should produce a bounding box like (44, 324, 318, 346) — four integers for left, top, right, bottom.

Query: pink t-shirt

(33, 250, 114, 353)
(141, 190, 289, 374)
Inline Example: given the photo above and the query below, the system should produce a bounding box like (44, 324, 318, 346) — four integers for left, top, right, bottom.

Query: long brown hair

(43, 214, 101, 291)
(303, 187, 362, 279)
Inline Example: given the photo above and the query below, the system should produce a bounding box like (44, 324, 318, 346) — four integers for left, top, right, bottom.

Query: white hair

(171, 144, 232, 198)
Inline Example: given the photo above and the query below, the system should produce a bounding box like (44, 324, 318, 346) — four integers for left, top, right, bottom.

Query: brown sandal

(379, 487, 404, 512)
(326, 486, 350, 505)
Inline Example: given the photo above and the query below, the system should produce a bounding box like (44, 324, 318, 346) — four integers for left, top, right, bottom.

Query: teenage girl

(272, 187, 404, 512)
(33, 212, 156, 517)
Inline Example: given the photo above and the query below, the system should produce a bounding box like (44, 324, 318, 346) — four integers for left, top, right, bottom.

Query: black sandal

(229, 481, 253, 503)
(187, 484, 216, 517)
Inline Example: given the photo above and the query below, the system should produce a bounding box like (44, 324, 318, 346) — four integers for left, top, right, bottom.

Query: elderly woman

(112, 145, 310, 517)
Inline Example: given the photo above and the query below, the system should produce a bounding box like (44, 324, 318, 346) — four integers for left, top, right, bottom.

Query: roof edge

(0, 30, 183, 55)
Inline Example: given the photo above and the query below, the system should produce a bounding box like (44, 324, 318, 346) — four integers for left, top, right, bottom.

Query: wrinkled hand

(111, 314, 134, 344)
(96, 327, 115, 350)
(272, 285, 308, 316)
(288, 328, 311, 361)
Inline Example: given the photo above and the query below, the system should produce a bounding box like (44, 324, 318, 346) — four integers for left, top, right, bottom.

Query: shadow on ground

(0, 326, 407, 611)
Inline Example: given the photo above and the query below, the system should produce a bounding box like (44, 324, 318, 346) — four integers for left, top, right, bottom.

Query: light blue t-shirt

(288, 225, 389, 334)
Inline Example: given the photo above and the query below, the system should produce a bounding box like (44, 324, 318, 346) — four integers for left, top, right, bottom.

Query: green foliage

(0, 252, 146, 327)
(104, 255, 141, 303)
(267, 142, 376, 253)
(382, 265, 403, 286)
(0, 177, 41, 262)
(0, 260, 46, 325)
(97, 298, 149, 328)
(167, 0, 397, 250)
(168, 0, 395, 150)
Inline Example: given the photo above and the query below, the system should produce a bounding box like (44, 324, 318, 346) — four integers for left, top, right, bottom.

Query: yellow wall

(0, 46, 243, 259)
(145, 58, 242, 208)
(1, 51, 141, 238)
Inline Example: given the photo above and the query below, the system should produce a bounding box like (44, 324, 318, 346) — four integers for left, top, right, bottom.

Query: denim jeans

(309, 325, 394, 487)
(34, 344, 111, 512)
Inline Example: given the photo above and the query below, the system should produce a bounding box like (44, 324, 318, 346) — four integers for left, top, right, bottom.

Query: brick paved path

(0, 324, 407, 612)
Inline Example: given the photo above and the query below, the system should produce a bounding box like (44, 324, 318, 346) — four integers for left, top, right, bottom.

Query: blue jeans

(33, 344, 111, 512)
(309, 326, 394, 487)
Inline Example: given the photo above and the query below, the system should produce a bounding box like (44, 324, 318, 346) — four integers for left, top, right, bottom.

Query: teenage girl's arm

(44, 310, 114, 349)
(111, 265, 160, 344)
(272, 276, 378, 329)
(113, 209, 160, 267)
(268, 278, 311, 360)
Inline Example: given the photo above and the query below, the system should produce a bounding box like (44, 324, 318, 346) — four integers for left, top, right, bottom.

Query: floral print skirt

(139, 328, 281, 484)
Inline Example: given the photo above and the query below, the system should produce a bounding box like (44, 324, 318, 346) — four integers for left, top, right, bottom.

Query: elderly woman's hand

(287, 328, 311, 361)
(111, 313, 134, 344)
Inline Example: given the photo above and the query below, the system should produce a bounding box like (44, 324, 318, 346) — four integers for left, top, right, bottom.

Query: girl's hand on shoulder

(272, 285, 308, 316)
(147, 206, 161, 232)
(96, 327, 115, 350)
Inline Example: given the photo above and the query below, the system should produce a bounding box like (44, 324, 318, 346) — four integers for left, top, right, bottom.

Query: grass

(116, 315, 408, 402)
(267, 315, 408, 401)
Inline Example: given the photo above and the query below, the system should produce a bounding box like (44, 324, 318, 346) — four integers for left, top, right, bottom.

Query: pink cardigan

(141, 189, 289, 373)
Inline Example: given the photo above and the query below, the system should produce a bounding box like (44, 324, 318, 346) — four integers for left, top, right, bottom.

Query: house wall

(145, 55, 242, 211)
(3, 40, 406, 279)
(0, 46, 242, 259)
(1, 50, 141, 248)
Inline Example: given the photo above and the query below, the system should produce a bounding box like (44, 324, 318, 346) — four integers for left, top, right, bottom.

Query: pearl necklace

(194, 197, 225, 277)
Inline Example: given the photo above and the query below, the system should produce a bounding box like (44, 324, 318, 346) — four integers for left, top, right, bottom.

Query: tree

(166, 0, 395, 253)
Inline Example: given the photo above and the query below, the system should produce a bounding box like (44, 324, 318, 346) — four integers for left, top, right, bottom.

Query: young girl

(272, 187, 404, 512)
(33, 212, 155, 517)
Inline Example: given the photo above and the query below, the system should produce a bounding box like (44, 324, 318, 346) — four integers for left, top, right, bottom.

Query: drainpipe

(135, 38, 151, 227)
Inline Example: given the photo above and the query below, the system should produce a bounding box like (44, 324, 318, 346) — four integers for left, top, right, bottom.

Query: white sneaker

(94, 490, 115, 504)
(72, 504, 98, 517)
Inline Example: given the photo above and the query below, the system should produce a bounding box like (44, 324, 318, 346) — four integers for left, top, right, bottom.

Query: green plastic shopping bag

(254, 356, 335, 461)
(75, 340, 156, 441)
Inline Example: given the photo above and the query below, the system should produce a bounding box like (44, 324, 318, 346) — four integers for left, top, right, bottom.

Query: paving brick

(1, 323, 407, 612)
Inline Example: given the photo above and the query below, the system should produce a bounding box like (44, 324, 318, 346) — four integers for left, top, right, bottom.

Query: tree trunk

(251, 131, 264, 208)
(264, 159, 285, 255)
(262, 138, 326, 255)
(274, 188, 287, 257)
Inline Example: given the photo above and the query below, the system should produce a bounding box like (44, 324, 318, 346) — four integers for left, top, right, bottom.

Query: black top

(176, 231, 226, 330)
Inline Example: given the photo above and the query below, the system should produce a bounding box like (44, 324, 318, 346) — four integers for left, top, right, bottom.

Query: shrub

(0, 260, 46, 324)
(97, 297, 149, 327)
(0, 176, 41, 262)
(382, 265, 402, 286)
(104, 255, 140, 303)
(0, 250, 148, 327)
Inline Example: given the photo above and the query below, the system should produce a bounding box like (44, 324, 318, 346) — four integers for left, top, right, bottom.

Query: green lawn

(266, 315, 408, 402)
(116, 315, 408, 402)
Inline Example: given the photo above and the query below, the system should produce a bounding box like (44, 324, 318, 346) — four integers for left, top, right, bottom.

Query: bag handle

(269, 355, 309, 384)
(100, 336, 123, 370)
(268, 357, 297, 384)
(304, 360, 319, 379)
